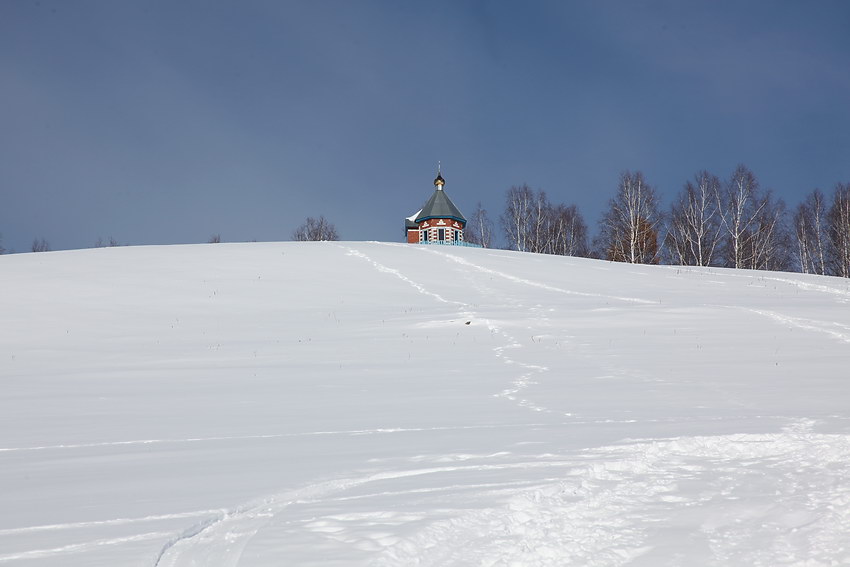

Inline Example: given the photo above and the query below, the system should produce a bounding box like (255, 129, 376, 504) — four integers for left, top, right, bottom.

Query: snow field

(2, 242, 850, 565)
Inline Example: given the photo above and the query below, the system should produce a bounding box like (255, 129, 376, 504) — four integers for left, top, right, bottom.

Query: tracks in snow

(0, 531, 172, 563)
(154, 423, 850, 566)
(373, 423, 850, 567)
(0, 424, 546, 454)
(414, 246, 655, 305)
(155, 245, 572, 565)
(344, 245, 557, 414)
(740, 307, 850, 344)
(150, 245, 850, 565)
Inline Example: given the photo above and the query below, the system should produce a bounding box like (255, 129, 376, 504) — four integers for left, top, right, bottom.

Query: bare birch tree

(501, 186, 589, 256)
(748, 192, 789, 271)
(292, 216, 339, 241)
(827, 183, 850, 278)
(793, 189, 829, 275)
(598, 171, 662, 264)
(547, 203, 589, 257)
(719, 165, 763, 269)
(501, 184, 536, 252)
(666, 171, 723, 266)
(465, 202, 494, 248)
(529, 190, 553, 253)
(718, 165, 789, 270)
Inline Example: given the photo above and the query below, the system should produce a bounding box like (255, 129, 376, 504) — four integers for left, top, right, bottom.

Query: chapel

(405, 168, 467, 244)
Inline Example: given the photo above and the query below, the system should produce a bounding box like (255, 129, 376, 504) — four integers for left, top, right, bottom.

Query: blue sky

(2, 1, 849, 252)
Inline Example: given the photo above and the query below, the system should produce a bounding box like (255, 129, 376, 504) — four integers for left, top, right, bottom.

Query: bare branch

(292, 216, 340, 241)
(598, 171, 662, 264)
(31, 238, 51, 252)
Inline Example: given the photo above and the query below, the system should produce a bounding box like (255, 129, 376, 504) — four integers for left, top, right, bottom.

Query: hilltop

(2, 242, 850, 566)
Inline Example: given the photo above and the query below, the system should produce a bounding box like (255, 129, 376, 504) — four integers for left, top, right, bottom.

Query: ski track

(697, 268, 850, 304)
(345, 245, 554, 414)
(0, 531, 172, 563)
(0, 510, 225, 537)
(7, 413, 808, 457)
(0, 424, 551, 454)
(755, 275, 850, 303)
(153, 460, 582, 567)
(740, 307, 850, 344)
(343, 248, 464, 308)
(413, 246, 656, 305)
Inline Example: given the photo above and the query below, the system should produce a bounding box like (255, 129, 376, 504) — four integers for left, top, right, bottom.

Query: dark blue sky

(2, 1, 849, 252)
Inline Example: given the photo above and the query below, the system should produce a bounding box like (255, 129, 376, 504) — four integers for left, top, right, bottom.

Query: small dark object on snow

(465, 321, 471, 325)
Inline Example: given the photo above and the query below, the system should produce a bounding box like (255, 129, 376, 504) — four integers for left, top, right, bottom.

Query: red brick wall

(407, 218, 466, 243)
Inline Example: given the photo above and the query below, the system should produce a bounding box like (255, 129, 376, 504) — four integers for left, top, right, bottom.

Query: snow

(2, 241, 850, 566)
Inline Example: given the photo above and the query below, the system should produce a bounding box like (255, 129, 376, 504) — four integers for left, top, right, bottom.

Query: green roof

(414, 189, 466, 224)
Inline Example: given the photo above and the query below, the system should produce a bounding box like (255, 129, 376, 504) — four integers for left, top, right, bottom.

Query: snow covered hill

(2, 242, 850, 566)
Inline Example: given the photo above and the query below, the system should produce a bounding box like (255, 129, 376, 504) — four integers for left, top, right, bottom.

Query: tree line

(4, 166, 848, 277)
(464, 164, 850, 278)
(0, 216, 339, 254)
